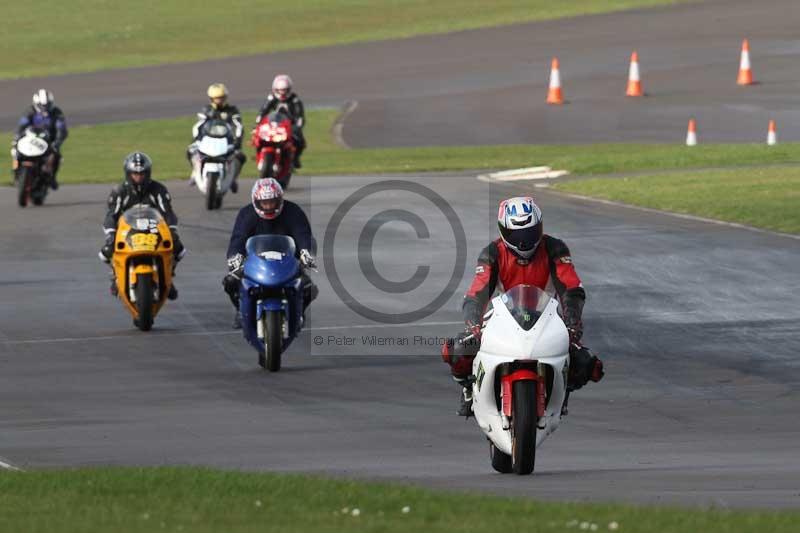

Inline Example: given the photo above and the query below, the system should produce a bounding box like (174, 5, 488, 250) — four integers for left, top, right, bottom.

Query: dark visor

(258, 198, 281, 212)
(499, 223, 542, 251)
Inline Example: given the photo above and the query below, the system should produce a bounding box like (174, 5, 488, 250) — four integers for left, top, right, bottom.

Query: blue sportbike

(240, 235, 307, 371)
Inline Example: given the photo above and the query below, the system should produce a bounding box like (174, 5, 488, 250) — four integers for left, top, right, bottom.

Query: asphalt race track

(2, 0, 800, 511)
(1, 175, 799, 508)
(1, 0, 800, 146)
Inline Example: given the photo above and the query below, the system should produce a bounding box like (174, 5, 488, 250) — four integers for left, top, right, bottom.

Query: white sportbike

(190, 119, 240, 210)
(470, 285, 570, 475)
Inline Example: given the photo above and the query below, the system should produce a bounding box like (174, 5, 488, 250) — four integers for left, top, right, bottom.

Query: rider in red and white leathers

(442, 196, 604, 416)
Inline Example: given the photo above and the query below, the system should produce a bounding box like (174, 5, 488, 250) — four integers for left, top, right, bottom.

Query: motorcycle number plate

(130, 233, 159, 251)
(260, 251, 283, 261)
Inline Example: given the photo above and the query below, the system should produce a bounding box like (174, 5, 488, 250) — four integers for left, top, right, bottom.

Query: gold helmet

(207, 83, 228, 109)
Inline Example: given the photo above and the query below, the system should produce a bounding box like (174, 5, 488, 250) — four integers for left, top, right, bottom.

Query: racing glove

(98, 234, 115, 263)
(223, 253, 245, 297)
(171, 233, 187, 262)
(465, 319, 482, 340)
(562, 289, 585, 344)
(299, 249, 316, 269)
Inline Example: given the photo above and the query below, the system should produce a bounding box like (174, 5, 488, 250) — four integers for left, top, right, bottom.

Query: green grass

(1, 0, 691, 79)
(554, 167, 800, 234)
(4, 109, 798, 234)
(4, 108, 800, 185)
(0, 467, 797, 533)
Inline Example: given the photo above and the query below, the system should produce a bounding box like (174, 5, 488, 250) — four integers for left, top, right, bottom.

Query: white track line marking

(0, 321, 464, 346)
(478, 166, 569, 182)
(331, 100, 358, 149)
(0, 458, 23, 471)
(548, 189, 800, 242)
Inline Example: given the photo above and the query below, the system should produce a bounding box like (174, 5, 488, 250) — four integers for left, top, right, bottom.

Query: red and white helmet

(251, 178, 284, 220)
(497, 197, 543, 259)
(272, 74, 293, 101)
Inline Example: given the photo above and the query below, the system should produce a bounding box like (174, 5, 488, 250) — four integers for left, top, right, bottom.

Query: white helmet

(497, 197, 543, 259)
(271, 74, 293, 101)
(32, 89, 54, 112)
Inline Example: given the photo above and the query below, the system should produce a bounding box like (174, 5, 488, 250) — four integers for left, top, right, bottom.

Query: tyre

(16, 167, 30, 207)
(205, 174, 217, 210)
(134, 275, 154, 332)
(32, 196, 44, 206)
(259, 152, 275, 179)
(511, 380, 538, 475)
(279, 171, 292, 190)
(264, 310, 282, 372)
(490, 441, 513, 473)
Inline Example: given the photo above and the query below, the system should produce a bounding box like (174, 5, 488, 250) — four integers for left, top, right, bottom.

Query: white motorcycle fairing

(16, 133, 49, 158)
(193, 135, 236, 195)
(471, 288, 570, 458)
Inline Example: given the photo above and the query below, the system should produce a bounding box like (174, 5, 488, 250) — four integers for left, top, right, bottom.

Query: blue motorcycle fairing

(243, 235, 299, 287)
(239, 235, 305, 354)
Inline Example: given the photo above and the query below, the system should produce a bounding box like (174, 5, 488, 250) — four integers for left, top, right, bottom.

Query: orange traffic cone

(767, 119, 777, 145)
(686, 118, 698, 146)
(546, 57, 564, 105)
(626, 51, 643, 97)
(737, 39, 754, 85)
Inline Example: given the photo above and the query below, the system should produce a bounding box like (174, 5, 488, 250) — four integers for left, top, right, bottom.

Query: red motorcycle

(252, 111, 296, 189)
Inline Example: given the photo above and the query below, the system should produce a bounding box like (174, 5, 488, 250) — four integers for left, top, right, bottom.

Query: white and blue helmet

(32, 89, 54, 112)
(497, 196, 543, 259)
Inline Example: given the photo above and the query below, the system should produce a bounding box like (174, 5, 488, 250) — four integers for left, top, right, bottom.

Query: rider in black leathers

(99, 152, 186, 298)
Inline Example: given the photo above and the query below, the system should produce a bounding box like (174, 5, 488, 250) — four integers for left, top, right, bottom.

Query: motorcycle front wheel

(134, 276, 155, 332)
(16, 167, 31, 207)
(258, 152, 274, 180)
(205, 174, 218, 210)
(264, 310, 282, 372)
(511, 380, 538, 475)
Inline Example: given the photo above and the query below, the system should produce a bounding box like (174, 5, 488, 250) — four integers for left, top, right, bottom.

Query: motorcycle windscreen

(200, 119, 233, 138)
(246, 235, 296, 257)
(122, 205, 164, 230)
(498, 285, 552, 331)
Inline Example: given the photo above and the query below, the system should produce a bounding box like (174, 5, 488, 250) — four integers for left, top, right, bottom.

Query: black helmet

(123, 152, 152, 192)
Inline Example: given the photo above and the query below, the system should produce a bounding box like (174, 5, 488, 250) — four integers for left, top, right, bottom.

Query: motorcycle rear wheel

(511, 380, 538, 475)
(134, 276, 155, 332)
(264, 310, 282, 372)
(489, 441, 513, 473)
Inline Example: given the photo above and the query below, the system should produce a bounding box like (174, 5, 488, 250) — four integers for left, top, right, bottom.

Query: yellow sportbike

(112, 205, 175, 331)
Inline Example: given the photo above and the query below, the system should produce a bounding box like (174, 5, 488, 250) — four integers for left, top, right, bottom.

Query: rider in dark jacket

(442, 196, 604, 416)
(254, 75, 306, 168)
(13, 89, 68, 190)
(223, 178, 317, 329)
(99, 152, 186, 298)
(187, 83, 246, 192)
